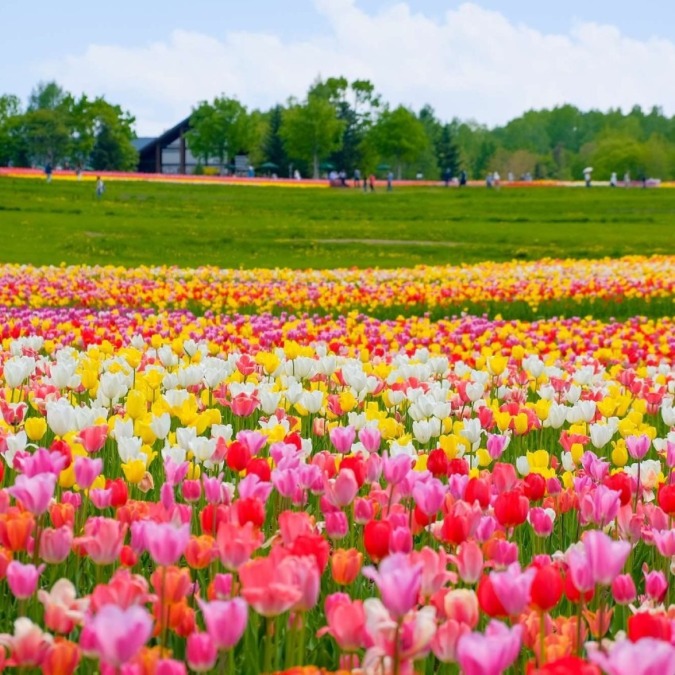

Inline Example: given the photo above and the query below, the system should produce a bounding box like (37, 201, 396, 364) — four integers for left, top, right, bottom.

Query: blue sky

(2, 0, 674, 134)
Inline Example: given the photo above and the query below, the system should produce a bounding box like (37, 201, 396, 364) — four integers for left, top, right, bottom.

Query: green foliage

(0, 81, 137, 170)
(187, 96, 251, 168)
(280, 90, 345, 178)
(372, 106, 431, 178)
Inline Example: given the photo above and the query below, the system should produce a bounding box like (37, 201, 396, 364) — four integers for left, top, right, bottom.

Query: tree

(0, 95, 24, 166)
(263, 105, 290, 175)
(188, 96, 251, 169)
(280, 91, 345, 178)
(372, 106, 431, 178)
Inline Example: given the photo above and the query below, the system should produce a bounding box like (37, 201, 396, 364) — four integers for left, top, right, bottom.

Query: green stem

(263, 617, 274, 674)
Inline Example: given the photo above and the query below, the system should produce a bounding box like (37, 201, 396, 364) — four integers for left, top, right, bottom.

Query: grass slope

(0, 177, 674, 269)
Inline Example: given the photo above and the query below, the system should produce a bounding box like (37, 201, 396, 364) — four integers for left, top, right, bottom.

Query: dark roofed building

(135, 117, 229, 174)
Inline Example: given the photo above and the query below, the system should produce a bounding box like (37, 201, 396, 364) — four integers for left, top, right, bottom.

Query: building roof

(131, 137, 156, 152)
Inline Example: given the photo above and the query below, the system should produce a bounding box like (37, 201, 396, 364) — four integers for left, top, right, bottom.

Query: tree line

(2, 78, 675, 180)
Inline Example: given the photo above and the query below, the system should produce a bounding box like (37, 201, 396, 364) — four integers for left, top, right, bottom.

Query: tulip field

(0, 177, 674, 674)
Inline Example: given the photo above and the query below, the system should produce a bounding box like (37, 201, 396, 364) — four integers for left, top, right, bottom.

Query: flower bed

(0, 262, 672, 673)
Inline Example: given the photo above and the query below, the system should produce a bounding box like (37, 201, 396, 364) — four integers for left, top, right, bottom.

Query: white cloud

(39, 0, 675, 135)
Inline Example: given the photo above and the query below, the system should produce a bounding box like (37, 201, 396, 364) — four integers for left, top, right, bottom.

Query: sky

(2, 0, 675, 135)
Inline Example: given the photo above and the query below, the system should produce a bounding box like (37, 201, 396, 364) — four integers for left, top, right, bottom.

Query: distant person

(294, 169, 301, 180)
(339, 170, 347, 187)
(486, 173, 493, 188)
(583, 168, 593, 187)
(386, 171, 393, 191)
(610, 172, 617, 187)
(247, 165, 254, 178)
(369, 174, 376, 192)
(443, 168, 451, 187)
(493, 171, 500, 187)
(507, 171, 514, 182)
(624, 171, 630, 188)
(45, 162, 53, 183)
(459, 170, 467, 187)
(353, 168, 361, 187)
(95, 176, 105, 198)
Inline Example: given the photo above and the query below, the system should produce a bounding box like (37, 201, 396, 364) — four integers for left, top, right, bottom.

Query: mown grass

(1, 177, 674, 269)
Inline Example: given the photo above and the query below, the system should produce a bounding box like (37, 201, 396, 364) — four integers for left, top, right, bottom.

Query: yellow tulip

(126, 390, 147, 420)
(121, 459, 146, 484)
(611, 440, 628, 467)
(187, 462, 201, 480)
(24, 417, 47, 442)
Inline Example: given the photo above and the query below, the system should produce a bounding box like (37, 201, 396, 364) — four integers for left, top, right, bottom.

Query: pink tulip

(358, 426, 381, 453)
(611, 574, 637, 605)
(566, 543, 595, 593)
(286, 553, 321, 612)
(239, 555, 302, 617)
(643, 565, 668, 602)
(212, 573, 233, 600)
(88, 604, 153, 667)
(202, 473, 226, 504)
(0, 617, 52, 668)
(89, 488, 113, 510)
(626, 434, 651, 460)
(74, 456, 103, 490)
(198, 598, 248, 650)
(383, 454, 412, 485)
(452, 541, 484, 584)
(216, 521, 263, 570)
(14, 448, 68, 477)
(144, 522, 190, 566)
(652, 529, 675, 557)
(325, 511, 348, 540)
(456, 620, 523, 675)
(39, 526, 73, 564)
(486, 434, 509, 460)
(76, 517, 126, 565)
(362, 553, 423, 618)
(588, 637, 675, 675)
(186, 632, 218, 672)
(329, 425, 356, 453)
(6, 561, 44, 599)
(181, 479, 201, 503)
(354, 497, 374, 524)
(444, 589, 480, 628)
(579, 485, 621, 527)
(237, 430, 267, 456)
(325, 469, 359, 507)
(319, 593, 370, 652)
(528, 507, 554, 537)
(412, 478, 446, 516)
(37, 578, 88, 634)
(77, 425, 108, 453)
(412, 547, 452, 598)
(489, 563, 535, 616)
(155, 659, 187, 675)
(582, 529, 631, 586)
(8, 473, 56, 515)
(164, 457, 189, 486)
(431, 619, 471, 663)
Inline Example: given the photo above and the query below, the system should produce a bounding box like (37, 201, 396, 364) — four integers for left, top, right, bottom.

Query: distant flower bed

(0, 255, 670, 317)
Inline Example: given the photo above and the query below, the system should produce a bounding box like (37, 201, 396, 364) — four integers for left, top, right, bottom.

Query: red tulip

(427, 449, 449, 477)
(477, 574, 507, 618)
(464, 478, 490, 509)
(363, 520, 391, 562)
(226, 441, 251, 472)
(105, 478, 128, 508)
(494, 489, 529, 528)
(657, 484, 675, 515)
(531, 564, 563, 612)
(245, 458, 271, 482)
(627, 612, 673, 642)
(604, 472, 632, 506)
(523, 474, 546, 502)
(563, 572, 594, 604)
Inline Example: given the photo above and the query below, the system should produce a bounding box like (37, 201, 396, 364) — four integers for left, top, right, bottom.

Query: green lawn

(0, 177, 674, 268)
